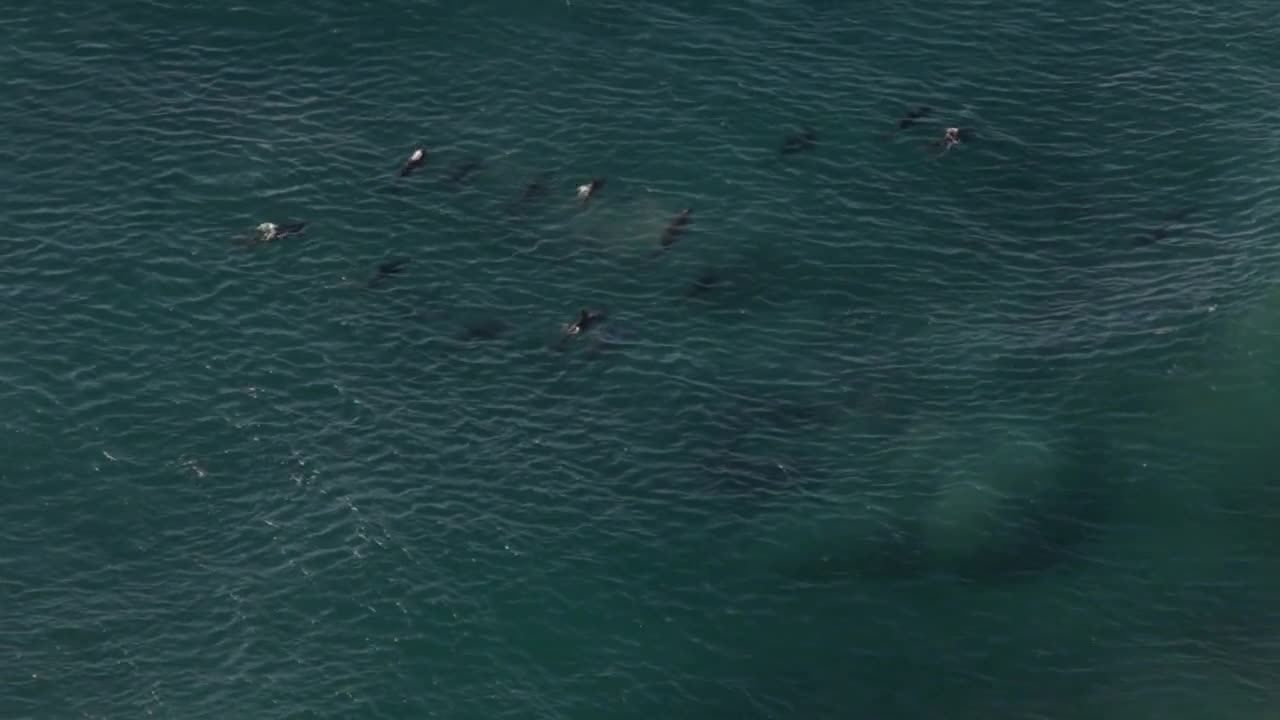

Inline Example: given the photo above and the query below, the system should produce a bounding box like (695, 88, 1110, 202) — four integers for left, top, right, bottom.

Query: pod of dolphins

(230, 105, 1213, 585)
(240, 105, 1192, 351)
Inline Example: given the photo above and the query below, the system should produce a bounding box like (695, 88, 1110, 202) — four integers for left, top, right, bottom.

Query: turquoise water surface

(4, 1, 1280, 718)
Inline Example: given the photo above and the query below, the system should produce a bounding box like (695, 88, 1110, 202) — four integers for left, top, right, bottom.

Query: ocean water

(4, 0, 1280, 717)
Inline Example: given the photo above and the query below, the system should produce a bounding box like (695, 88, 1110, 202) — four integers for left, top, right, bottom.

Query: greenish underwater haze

(3, 0, 1280, 718)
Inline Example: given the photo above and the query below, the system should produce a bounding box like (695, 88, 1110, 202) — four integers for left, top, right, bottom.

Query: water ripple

(3, 0, 1280, 718)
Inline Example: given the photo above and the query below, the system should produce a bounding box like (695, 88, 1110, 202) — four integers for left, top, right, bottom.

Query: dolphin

(576, 177, 606, 203)
(659, 209, 693, 251)
(780, 127, 818, 155)
(885, 106, 931, 138)
(685, 269, 723, 298)
(399, 147, 427, 177)
(243, 221, 307, 246)
(367, 257, 409, 288)
(445, 159, 484, 185)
